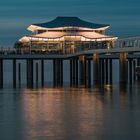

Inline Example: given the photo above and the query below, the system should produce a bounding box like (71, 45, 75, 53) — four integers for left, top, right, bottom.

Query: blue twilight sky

(0, 0, 140, 47)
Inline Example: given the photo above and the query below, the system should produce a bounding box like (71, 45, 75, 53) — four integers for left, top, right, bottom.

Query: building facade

(18, 17, 117, 54)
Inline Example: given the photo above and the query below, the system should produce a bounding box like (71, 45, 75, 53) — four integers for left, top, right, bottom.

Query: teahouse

(18, 16, 117, 54)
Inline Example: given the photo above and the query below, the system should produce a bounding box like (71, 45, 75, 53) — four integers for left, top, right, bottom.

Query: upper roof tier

(28, 17, 110, 31)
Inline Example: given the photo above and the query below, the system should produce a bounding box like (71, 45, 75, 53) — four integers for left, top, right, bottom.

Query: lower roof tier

(19, 31, 117, 43)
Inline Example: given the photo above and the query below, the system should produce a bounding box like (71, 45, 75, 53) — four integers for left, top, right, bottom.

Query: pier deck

(0, 37, 140, 88)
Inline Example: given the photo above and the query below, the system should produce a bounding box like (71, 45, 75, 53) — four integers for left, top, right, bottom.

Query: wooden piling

(129, 59, 133, 84)
(27, 59, 33, 88)
(53, 59, 56, 87)
(18, 63, 21, 88)
(53, 59, 63, 87)
(87, 59, 91, 88)
(119, 53, 128, 85)
(93, 53, 100, 85)
(13, 59, 16, 88)
(70, 59, 73, 87)
(75, 59, 78, 87)
(36, 63, 39, 88)
(105, 59, 109, 84)
(101, 59, 105, 84)
(137, 59, 140, 80)
(109, 59, 113, 84)
(41, 59, 44, 87)
(133, 60, 136, 81)
(60, 59, 63, 86)
(0, 59, 3, 88)
(79, 55, 86, 87)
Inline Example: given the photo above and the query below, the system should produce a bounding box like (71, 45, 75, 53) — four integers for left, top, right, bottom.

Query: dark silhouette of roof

(33, 16, 109, 29)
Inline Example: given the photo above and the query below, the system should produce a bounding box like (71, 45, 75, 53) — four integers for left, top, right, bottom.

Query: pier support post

(101, 59, 105, 84)
(70, 59, 73, 87)
(75, 59, 79, 87)
(93, 53, 100, 85)
(72, 59, 76, 86)
(60, 59, 63, 86)
(41, 59, 44, 87)
(70, 59, 75, 86)
(119, 53, 128, 85)
(137, 59, 140, 81)
(18, 63, 21, 88)
(105, 59, 109, 84)
(128, 59, 133, 84)
(53, 59, 63, 87)
(53, 59, 56, 87)
(0, 59, 3, 88)
(70, 59, 78, 87)
(133, 60, 136, 81)
(27, 59, 33, 88)
(36, 63, 39, 88)
(79, 55, 86, 87)
(109, 59, 113, 84)
(87, 59, 91, 88)
(13, 59, 16, 88)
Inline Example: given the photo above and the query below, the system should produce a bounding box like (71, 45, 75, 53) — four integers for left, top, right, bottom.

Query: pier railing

(0, 36, 140, 88)
(1, 36, 140, 55)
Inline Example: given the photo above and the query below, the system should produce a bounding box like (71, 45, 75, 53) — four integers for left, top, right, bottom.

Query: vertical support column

(87, 59, 91, 88)
(105, 59, 109, 84)
(79, 55, 86, 86)
(119, 52, 128, 85)
(101, 59, 105, 84)
(75, 59, 79, 87)
(137, 59, 140, 80)
(109, 59, 113, 84)
(18, 63, 21, 88)
(53, 59, 56, 87)
(27, 59, 33, 88)
(72, 59, 76, 86)
(133, 60, 136, 81)
(70, 59, 73, 87)
(56, 60, 59, 85)
(85, 59, 87, 87)
(93, 53, 100, 85)
(36, 63, 38, 88)
(41, 59, 44, 87)
(70, 59, 78, 87)
(13, 59, 16, 88)
(0, 59, 3, 89)
(60, 59, 63, 86)
(129, 59, 133, 84)
(53, 59, 63, 87)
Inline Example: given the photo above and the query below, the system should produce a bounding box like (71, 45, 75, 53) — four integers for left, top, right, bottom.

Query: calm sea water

(0, 60, 140, 140)
(0, 84, 140, 140)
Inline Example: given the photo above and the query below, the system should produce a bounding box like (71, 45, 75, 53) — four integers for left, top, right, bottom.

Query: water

(0, 57, 139, 140)
(0, 84, 140, 140)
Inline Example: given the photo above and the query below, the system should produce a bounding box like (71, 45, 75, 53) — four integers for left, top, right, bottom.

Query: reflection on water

(0, 84, 140, 140)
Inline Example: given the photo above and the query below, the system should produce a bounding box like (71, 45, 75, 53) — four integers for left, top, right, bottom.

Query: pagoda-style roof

(19, 31, 117, 43)
(28, 17, 110, 31)
(31, 31, 116, 40)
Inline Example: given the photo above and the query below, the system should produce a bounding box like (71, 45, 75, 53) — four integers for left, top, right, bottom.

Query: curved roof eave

(29, 31, 117, 41)
(28, 16, 110, 31)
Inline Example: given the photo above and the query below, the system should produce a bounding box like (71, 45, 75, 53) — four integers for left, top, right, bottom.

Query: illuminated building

(18, 16, 117, 53)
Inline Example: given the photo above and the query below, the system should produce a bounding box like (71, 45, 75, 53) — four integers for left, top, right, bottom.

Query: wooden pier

(0, 37, 140, 89)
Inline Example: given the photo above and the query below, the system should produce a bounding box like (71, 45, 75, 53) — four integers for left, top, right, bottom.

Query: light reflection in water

(21, 88, 105, 140)
(0, 85, 140, 140)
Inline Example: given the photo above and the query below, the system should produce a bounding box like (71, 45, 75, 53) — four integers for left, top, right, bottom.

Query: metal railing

(114, 36, 140, 48)
(1, 36, 140, 55)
